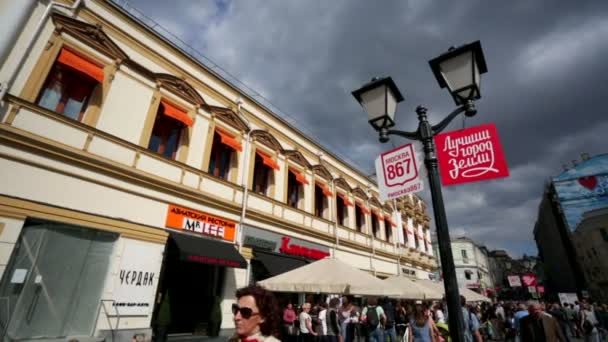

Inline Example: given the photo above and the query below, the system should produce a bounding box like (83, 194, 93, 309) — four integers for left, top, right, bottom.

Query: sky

(119, 0, 608, 258)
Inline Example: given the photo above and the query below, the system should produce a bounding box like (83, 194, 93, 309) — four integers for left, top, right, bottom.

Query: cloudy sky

(120, 0, 608, 257)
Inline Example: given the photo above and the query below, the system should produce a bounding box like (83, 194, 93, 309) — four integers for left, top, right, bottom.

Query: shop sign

(112, 239, 163, 316)
(521, 274, 537, 286)
(434, 123, 509, 186)
(375, 142, 425, 201)
(466, 283, 481, 288)
(166, 204, 236, 242)
(243, 226, 330, 260)
(402, 268, 417, 277)
(528, 286, 537, 293)
(507, 275, 522, 287)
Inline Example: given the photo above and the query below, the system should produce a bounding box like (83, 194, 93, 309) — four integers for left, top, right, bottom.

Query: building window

(403, 225, 409, 245)
(252, 151, 277, 196)
(208, 130, 240, 180)
(465, 270, 473, 280)
(424, 238, 428, 252)
(314, 182, 330, 219)
(601, 228, 608, 242)
(287, 168, 306, 209)
(385, 217, 392, 242)
(336, 194, 350, 226)
(355, 203, 367, 233)
(37, 48, 103, 121)
(462, 250, 469, 263)
(371, 212, 380, 239)
(147, 101, 191, 160)
(415, 233, 420, 249)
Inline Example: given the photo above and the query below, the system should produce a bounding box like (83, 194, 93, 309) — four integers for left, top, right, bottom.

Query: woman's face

(235, 295, 265, 337)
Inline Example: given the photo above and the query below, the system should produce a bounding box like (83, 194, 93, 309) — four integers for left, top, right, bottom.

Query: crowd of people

(230, 284, 608, 342)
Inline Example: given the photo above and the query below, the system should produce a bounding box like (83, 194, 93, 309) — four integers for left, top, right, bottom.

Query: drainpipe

(331, 176, 338, 258)
(234, 99, 252, 283)
(0, 0, 83, 111)
(393, 199, 401, 276)
(367, 197, 376, 276)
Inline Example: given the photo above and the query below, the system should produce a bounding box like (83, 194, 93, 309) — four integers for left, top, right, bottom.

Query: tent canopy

(384, 276, 442, 300)
(413, 279, 491, 303)
(257, 257, 401, 297)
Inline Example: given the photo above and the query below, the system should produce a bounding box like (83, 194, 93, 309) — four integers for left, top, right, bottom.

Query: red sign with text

(521, 274, 538, 287)
(434, 123, 509, 186)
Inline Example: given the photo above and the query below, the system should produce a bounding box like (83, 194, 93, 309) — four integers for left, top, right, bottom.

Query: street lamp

(352, 41, 487, 342)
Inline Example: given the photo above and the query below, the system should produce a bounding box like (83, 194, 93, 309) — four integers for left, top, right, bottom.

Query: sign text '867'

(376, 142, 425, 202)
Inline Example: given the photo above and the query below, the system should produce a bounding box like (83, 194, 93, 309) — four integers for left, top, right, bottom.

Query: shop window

(252, 151, 277, 196)
(314, 183, 330, 219)
(355, 204, 366, 233)
(0, 220, 117, 339)
(287, 169, 306, 209)
(147, 101, 190, 160)
(208, 130, 240, 181)
(36, 48, 103, 122)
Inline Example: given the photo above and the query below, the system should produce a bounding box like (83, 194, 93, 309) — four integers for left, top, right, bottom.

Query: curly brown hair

(235, 285, 280, 337)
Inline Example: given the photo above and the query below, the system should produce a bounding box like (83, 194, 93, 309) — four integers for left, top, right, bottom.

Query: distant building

(572, 208, 608, 302)
(533, 153, 608, 296)
(433, 236, 494, 295)
(488, 251, 544, 300)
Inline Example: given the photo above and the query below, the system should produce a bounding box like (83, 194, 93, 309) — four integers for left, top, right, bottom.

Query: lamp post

(352, 41, 487, 342)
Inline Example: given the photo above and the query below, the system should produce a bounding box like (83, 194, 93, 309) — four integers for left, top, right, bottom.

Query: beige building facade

(0, 1, 435, 340)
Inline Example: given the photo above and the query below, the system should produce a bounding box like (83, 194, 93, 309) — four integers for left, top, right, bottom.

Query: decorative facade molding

(283, 150, 311, 168)
(52, 13, 128, 61)
(311, 164, 332, 181)
(369, 197, 382, 209)
(352, 187, 368, 200)
(208, 106, 250, 132)
(155, 73, 206, 107)
(250, 130, 283, 152)
(334, 177, 351, 191)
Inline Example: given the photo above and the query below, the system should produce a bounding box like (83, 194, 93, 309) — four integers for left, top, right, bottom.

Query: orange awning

(216, 129, 242, 152)
(290, 168, 309, 185)
(406, 229, 413, 236)
(256, 151, 280, 171)
(386, 217, 397, 227)
(338, 193, 353, 206)
(317, 182, 332, 197)
(357, 203, 370, 215)
(57, 48, 104, 83)
(373, 211, 385, 222)
(161, 100, 193, 127)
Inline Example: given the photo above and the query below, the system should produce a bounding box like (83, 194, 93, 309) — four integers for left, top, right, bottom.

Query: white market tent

(257, 257, 402, 297)
(384, 276, 441, 300)
(414, 279, 492, 303)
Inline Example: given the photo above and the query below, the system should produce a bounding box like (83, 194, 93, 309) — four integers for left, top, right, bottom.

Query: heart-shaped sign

(578, 176, 598, 190)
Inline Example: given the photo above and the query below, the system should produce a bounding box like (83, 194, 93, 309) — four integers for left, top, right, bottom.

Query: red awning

(161, 100, 193, 127)
(338, 193, 353, 206)
(386, 217, 397, 227)
(256, 151, 280, 171)
(57, 48, 104, 83)
(372, 211, 384, 221)
(357, 203, 370, 215)
(216, 129, 242, 152)
(290, 168, 309, 185)
(317, 182, 332, 197)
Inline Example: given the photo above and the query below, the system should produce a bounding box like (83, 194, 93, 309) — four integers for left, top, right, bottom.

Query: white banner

(376, 142, 425, 201)
(112, 239, 164, 316)
(558, 293, 579, 306)
(507, 275, 522, 287)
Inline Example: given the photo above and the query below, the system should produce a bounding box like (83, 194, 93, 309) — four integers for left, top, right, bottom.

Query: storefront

(0, 218, 119, 340)
(153, 205, 247, 338)
(243, 225, 330, 285)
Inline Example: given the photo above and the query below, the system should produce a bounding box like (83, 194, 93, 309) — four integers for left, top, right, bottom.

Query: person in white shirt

(319, 302, 328, 336)
(434, 303, 445, 324)
(300, 303, 317, 342)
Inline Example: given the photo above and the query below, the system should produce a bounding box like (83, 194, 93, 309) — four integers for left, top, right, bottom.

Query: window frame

(20, 37, 114, 128)
(314, 182, 329, 219)
(207, 129, 239, 182)
(286, 168, 305, 209)
(355, 203, 366, 233)
(250, 148, 276, 198)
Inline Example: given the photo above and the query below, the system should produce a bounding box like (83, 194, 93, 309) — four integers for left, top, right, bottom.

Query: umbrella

(413, 280, 492, 303)
(257, 257, 402, 296)
(384, 276, 440, 300)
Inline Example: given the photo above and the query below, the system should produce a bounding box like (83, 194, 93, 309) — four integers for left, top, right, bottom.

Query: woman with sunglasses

(230, 285, 281, 342)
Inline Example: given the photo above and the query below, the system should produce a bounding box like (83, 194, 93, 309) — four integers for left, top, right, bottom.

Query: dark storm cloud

(123, 0, 608, 256)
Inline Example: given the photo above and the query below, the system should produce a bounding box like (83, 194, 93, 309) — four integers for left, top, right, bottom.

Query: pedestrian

(230, 285, 280, 342)
(325, 298, 341, 342)
(580, 303, 600, 342)
(300, 303, 318, 342)
(433, 303, 445, 324)
(395, 302, 408, 341)
(283, 303, 298, 342)
(339, 296, 355, 342)
(548, 303, 570, 342)
(495, 301, 506, 340)
(382, 297, 397, 342)
(513, 303, 529, 340)
(519, 301, 566, 341)
(407, 301, 435, 342)
(319, 302, 329, 337)
(362, 296, 385, 342)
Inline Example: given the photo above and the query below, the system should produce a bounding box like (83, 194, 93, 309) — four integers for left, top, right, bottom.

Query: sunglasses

(232, 304, 260, 319)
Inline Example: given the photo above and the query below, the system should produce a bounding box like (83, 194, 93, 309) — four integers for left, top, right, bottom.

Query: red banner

(434, 123, 509, 186)
(521, 274, 538, 287)
(537, 285, 545, 294)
